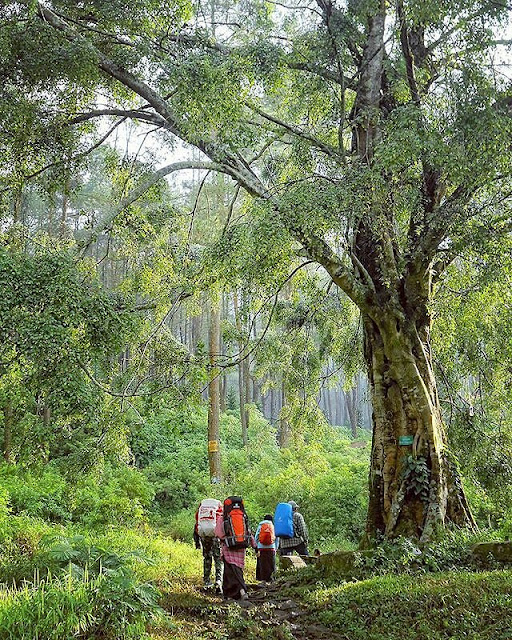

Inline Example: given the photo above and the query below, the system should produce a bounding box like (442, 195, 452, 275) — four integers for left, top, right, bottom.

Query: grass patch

(0, 572, 162, 640)
(305, 570, 512, 640)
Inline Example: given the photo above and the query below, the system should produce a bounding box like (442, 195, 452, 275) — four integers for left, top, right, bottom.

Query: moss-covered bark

(363, 309, 474, 542)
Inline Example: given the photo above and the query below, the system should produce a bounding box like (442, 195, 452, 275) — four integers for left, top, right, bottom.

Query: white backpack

(197, 498, 222, 537)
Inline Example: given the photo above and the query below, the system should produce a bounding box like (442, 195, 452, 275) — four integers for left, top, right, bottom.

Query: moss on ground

(304, 570, 512, 640)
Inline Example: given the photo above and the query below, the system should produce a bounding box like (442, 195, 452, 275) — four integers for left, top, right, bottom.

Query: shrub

(69, 465, 154, 527)
(166, 508, 196, 542)
(353, 529, 497, 577)
(0, 572, 162, 640)
(144, 451, 209, 512)
(500, 512, 512, 540)
(0, 515, 56, 584)
(227, 436, 369, 544)
(37, 534, 154, 579)
(0, 464, 71, 522)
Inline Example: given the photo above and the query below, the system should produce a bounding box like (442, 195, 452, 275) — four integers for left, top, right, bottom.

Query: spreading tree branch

(37, 1, 374, 314)
(76, 161, 227, 255)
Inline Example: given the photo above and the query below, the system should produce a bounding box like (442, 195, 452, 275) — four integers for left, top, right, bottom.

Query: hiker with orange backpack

(194, 498, 223, 592)
(255, 514, 278, 582)
(214, 496, 256, 601)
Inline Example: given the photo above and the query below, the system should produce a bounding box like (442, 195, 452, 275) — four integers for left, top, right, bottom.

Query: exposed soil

(244, 580, 346, 639)
(154, 575, 346, 640)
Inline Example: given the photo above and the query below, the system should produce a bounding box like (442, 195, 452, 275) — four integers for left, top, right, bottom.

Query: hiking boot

(239, 589, 249, 601)
(215, 581, 222, 595)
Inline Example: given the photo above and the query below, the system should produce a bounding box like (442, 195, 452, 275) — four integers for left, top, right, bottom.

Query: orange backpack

(259, 521, 275, 546)
(223, 496, 250, 549)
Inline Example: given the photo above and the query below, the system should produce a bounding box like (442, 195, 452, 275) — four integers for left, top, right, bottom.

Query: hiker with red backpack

(194, 498, 223, 592)
(255, 514, 277, 582)
(274, 500, 309, 557)
(214, 496, 256, 601)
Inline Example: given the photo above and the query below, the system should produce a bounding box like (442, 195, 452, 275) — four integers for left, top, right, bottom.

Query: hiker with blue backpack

(255, 514, 278, 582)
(274, 500, 309, 557)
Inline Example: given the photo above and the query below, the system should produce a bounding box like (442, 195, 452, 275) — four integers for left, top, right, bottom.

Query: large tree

(3, 0, 512, 540)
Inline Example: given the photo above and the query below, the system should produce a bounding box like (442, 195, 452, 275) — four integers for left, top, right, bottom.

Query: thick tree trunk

(363, 312, 474, 543)
(208, 302, 221, 483)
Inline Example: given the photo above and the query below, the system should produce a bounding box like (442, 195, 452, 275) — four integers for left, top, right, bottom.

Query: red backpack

(259, 521, 275, 546)
(223, 496, 250, 549)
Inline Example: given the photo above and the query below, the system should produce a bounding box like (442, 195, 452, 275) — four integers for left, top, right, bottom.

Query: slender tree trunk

(243, 357, 250, 426)
(220, 375, 226, 413)
(3, 400, 13, 463)
(220, 293, 227, 412)
(326, 387, 333, 425)
(13, 189, 22, 224)
(243, 304, 251, 432)
(270, 388, 276, 425)
(59, 173, 72, 239)
(43, 405, 51, 429)
(251, 315, 260, 408)
(253, 379, 260, 409)
(233, 291, 248, 445)
(345, 386, 358, 438)
(318, 387, 329, 422)
(60, 192, 68, 238)
(278, 382, 290, 447)
(208, 302, 221, 483)
(334, 385, 342, 426)
(261, 387, 268, 419)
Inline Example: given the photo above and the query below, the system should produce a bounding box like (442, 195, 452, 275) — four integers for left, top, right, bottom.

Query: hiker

(215, 496, 256, 601)
(255, 513, 277, 582)
(275, 500, 309, 557)
(194, 498, 223, 593)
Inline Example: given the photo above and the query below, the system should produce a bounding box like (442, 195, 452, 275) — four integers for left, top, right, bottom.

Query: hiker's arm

(193, 509, 200, 548)
(296, 513, 308, 543)
(301, 515, 309, 543)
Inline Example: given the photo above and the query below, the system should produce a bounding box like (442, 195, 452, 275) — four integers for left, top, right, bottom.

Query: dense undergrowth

(0, 406, 509, 639)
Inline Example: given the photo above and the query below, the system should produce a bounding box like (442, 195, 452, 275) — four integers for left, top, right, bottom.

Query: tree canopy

(1, 0, 512, 541)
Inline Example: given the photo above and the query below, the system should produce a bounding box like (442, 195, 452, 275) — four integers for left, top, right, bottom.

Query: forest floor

(148, 564, 512, 640)
(149, 570, 346, 640)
